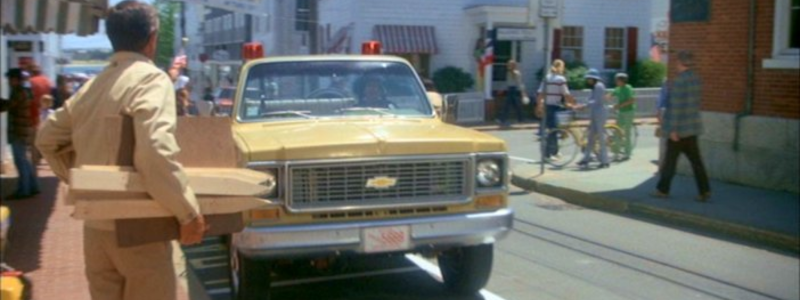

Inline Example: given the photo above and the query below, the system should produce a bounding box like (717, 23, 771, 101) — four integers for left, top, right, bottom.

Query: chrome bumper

(234, 209, 513, 259)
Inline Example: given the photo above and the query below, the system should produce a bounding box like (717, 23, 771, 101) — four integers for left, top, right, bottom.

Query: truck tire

(438, 244, 493, 295)
(228, 237, 272, 300)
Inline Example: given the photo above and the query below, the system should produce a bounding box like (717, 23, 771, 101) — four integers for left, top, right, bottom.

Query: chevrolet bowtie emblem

(366, 176, 398, 189)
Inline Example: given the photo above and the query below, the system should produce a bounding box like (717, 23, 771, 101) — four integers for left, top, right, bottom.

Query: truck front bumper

(234, 209, 513, 259)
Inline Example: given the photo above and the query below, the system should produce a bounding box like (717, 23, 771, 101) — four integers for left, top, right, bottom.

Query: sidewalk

(1, 166, 192, 300)
(510, 148, 800, 253)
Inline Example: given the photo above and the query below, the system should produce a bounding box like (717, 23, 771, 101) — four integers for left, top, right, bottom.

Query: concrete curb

(511, 172, 800, 254)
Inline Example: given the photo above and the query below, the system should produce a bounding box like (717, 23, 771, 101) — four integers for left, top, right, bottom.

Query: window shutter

(626, 27, 638, 70)
(552, 28, 563, 60)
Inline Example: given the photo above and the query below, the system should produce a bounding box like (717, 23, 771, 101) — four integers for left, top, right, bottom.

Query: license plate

(363, 225, 411, 253)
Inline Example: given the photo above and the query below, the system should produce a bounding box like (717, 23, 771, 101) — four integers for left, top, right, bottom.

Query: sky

(62, 0, 150, 49)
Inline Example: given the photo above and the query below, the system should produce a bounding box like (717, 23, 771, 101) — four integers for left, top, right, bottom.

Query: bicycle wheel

(604, 126, 626, 161)
(544, 128, 579, 168)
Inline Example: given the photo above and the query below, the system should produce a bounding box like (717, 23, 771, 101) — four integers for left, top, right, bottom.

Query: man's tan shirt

(36, 52, 200, 230)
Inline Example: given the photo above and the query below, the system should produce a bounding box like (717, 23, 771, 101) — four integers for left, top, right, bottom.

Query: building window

(764, 0, 800, 68)
(296, 0, 311, 31)
(561, 26, 583, 63)
(604, 27, 625, 70)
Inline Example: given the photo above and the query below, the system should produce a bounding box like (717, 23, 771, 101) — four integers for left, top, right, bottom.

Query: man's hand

(670, 132, 680, 142)
(535, 104, 544, 118)
(180, 215, 209, 245)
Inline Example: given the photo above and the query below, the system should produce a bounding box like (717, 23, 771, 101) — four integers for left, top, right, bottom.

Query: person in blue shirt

(575, 69, 609, 168)
(656, 79, 669, 169)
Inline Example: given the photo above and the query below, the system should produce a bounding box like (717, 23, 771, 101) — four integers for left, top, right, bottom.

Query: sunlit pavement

(181, 184, 799, 300)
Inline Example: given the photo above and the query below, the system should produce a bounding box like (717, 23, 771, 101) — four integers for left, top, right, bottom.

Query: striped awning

(1, 0, 107, 36)
(373, 25, 438, 54)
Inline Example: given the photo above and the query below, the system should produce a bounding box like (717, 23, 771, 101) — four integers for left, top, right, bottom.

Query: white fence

(572, 87, 661, 119)
(442, 87, 661, 124)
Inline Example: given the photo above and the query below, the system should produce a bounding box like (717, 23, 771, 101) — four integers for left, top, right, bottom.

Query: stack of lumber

(66, 116, 274, 247)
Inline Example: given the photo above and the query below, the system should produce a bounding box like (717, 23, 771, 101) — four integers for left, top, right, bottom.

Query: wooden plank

(73, 197, 271, 220)
(102, 116, 248, 247)
(115, 214, 244, 248)
(70, 167, 273, 196)
(175, 117, 238, 168)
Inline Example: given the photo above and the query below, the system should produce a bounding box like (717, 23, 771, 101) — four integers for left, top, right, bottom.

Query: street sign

(496, 28, 537, 41)
(539, 0, 559, 18)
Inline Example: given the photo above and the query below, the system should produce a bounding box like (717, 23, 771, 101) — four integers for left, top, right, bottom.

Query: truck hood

(234, 119, 506, 161)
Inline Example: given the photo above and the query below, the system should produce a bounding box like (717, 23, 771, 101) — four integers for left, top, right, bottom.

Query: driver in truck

(357, 76, 395, 109)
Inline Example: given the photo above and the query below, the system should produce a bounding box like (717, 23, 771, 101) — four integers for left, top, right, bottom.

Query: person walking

(656, 79, 669, 169)
(51, 74, 74, 110)
(498, 60, 528, 127)
(536, 59, 575, 160)
(27, 64, 52, 167)
(607, 73, 636, 159)
(652, 50, 711, 202)
(0, 68, 40, 199)
(575, 69, 609, 169)
(36, 1, 207, 299)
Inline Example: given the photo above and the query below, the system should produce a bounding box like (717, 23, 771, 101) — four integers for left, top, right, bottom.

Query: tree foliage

(153, 0, 176, 69)
(629, 60, 667, 88)
(433, 66, 475, 94)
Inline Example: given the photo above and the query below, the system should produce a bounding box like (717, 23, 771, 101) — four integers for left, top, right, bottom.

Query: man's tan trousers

(84, 226, 176, 300)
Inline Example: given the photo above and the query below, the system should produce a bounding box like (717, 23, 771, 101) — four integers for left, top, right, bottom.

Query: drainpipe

(734, 0, 756, 151)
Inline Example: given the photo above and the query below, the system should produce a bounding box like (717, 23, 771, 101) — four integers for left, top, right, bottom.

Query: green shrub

(629, 60, 666, 87)
(433, 66, 475, 93)
(536, 60, 588, 90)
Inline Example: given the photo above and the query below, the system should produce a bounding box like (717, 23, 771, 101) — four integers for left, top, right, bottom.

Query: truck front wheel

(438, 244, 494, 295)
(228, 238, 272, 300)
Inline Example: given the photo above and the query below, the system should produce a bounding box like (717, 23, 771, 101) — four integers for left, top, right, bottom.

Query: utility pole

(308, 0, 319, 54)
(539, 0, 559, 175)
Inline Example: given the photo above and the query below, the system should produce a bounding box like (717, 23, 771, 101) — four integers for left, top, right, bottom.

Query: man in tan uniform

(36, 1, 207, 299)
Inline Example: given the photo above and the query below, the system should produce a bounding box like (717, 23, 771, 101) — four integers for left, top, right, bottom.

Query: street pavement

(2, 124, 799, 300)
(179, 186, 800, 300)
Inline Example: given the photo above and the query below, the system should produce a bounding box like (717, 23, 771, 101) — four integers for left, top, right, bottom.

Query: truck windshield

(237, 60, 433, 121)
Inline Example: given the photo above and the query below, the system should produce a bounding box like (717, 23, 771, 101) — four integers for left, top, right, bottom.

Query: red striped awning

(373, 25, 438, 54)
(1, 0, 107, 36)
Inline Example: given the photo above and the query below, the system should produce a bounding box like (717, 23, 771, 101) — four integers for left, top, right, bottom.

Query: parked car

(227, 55, 513, 299)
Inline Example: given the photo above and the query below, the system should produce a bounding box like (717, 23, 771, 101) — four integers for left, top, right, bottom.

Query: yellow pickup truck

(227, 54, 512, 299)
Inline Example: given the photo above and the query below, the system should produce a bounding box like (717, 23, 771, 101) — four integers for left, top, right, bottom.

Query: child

(576, 69, 609, 168)
(39, 94, 55, 128)
(607, 73, 636, 159)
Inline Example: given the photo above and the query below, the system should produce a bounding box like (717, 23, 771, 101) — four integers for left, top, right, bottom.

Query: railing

(572, 87, 661, 119)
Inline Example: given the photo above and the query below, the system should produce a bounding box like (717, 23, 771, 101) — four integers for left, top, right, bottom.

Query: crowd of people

(1, 64, 85, 199)
(502, 53, 710, 202)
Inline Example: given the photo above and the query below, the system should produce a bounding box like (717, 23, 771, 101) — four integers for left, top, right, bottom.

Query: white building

(319, 0, 656, 96)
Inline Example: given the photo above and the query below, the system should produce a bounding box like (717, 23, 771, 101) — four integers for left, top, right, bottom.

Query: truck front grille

(289, 158, 470, 210)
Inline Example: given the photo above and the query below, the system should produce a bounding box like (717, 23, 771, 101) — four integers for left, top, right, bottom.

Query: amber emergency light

(242, 42, 264, 61)
(362, 40, 382, 55)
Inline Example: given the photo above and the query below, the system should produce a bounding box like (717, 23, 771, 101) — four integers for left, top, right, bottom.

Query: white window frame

(604, 27, 626, 70)
(763, 0, 800, 69)
(561, 26, 584, 63)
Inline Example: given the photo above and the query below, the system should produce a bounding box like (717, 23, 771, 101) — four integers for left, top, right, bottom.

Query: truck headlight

(476, 160, 501, 187)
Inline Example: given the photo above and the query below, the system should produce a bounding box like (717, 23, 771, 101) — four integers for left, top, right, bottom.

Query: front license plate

(363, 225, 411, 253)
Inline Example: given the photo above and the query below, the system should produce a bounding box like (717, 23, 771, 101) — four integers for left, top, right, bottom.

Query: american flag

(479, 30, 495, 77)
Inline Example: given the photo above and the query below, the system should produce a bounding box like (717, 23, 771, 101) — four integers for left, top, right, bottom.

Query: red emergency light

(242, 42, 264, 61)
(362, 41, 382, 55)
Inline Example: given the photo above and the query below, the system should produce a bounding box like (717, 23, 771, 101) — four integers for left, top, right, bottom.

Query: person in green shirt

(606, 73, 636, 159)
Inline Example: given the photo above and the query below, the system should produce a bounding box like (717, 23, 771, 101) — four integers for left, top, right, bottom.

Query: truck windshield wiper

(338, 107, 394, 116)
(260, 110, 314, 119)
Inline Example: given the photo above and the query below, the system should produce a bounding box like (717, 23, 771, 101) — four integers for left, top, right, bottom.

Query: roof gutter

(734, 0, 757, 152)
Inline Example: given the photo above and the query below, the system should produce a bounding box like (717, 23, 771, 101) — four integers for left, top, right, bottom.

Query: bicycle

(540, 109, 629, 168)
(604, 105, 639, 160)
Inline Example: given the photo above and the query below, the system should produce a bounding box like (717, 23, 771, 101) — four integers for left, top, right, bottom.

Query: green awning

(1, 0, 107, 36)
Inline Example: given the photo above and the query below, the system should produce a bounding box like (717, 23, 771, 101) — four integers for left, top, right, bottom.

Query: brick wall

(669, 0, 800, 119)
